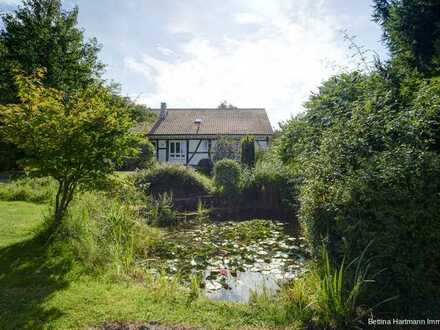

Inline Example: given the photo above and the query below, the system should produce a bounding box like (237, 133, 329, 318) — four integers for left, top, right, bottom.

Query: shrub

(0, 176, 57, 203)
(149, 193, 177, 227)
(212, 136, 239, 162)
(253, 156, 298, 211)
(213, 159, 242, 195)
(0, 142, 22, 171)
(119, 139, 155, 171)
(240, 135, 256, 167)
(197, 158, 213, 176)
(135, 163, 214, 199)
(239, 152, 298, 218)
(279, 72, 440, 317)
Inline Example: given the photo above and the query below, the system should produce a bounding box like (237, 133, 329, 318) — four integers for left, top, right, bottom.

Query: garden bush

(279, 71, 440, 318)
(119, 139, 155, 171)
(135, 163, 214, 199)
(213, 159, 242, 196)
(240, 135, 256, 167)
(196, 158, 213, 176)
(212, 136, 239, 162)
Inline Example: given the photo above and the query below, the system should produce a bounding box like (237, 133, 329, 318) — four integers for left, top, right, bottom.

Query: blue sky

(0, 0, 387, 126)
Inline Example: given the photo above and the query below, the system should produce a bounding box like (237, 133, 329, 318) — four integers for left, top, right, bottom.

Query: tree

(373, 0, 440, 76)
(278, 69, 440, 317)
(0, 0, 104, 103)
(240, 135, 256, 167)
(0, 70, 140, 226)
(217, 100, 237, 109)
(0, 0, 105, 170)
(109, 93, 156, 123)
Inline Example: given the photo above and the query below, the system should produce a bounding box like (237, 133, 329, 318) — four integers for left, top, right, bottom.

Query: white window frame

(169, 140, 186, 162)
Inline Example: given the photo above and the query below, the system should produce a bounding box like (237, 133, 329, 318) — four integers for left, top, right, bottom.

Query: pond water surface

(156, 219, 309, 303)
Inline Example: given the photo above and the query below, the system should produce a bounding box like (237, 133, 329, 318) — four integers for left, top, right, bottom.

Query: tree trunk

(53, 180, 76, 227)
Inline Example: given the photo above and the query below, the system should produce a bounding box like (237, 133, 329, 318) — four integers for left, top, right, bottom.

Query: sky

(0, 0, 388, 127)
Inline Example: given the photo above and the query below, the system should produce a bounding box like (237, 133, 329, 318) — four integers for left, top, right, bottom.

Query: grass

(0, 176, 57, 203)
(0, 200, 303, 330)
(0, 201, 46, 247)
(0, 177, 380, 330)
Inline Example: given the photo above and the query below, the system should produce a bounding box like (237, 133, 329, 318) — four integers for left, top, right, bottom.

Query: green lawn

(0, 201, 47, 247)
(0, 201, 298, 330)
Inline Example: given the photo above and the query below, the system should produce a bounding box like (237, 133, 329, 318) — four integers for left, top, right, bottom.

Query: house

(147, 103, 273, 166)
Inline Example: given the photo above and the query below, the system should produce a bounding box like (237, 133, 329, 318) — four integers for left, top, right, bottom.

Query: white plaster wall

(188, 153, 210, 166)
(189, 139, 209, 152)
(158, 149, 166, 162)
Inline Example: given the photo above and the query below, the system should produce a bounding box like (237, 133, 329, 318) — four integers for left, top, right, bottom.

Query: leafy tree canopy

(0, 0, 104, 103)
(217, 100, 237, 109)
(0, 69, 140, 225)
(373, 0, 440, 76)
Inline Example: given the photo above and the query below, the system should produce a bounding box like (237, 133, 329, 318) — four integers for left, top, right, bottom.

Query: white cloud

(234, 12, 265, 24)
(0, 0, 20, 5)
(125, 0, 353, 127)
(156, 45, 175, 56)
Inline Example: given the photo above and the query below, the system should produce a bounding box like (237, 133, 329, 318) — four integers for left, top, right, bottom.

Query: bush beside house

(135, 164, 214, 199)
(213, 159, 242, 197)
(240, 135, 256, 167)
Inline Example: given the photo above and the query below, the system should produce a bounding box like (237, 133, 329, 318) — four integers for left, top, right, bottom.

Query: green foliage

(194, 199, 210, 224)
(312, 247, 371, 329)
(149, 193, 177, 227)
(49, 190, 163, 274)
(0, 142, 23, 171)
(0, 0, 104, 103)
(196, 158, 213, 176)
(109, 93, 157, 124)
(135, 163, 214, 199)
(242, 152, 298, 213)
(279, 245, 394, 330)
(119, 138, 155, 171)
(0, 198, 315, 330)
(373, 0, 440, 76)
(217, 100, 237, 109)
(213, 158, 242, 196)
(0, 70, 141, 225)
(240, 135, 256, 167)
(212, 136, 239, 162)
(278, 70, 440, 317)
(0, 175, 56, 203)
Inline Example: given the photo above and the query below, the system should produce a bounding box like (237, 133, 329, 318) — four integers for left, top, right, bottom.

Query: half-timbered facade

(147, 103, 273, 166)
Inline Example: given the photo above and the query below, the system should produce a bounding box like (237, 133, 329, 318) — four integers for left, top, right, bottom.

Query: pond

(151, 219, 309, 303)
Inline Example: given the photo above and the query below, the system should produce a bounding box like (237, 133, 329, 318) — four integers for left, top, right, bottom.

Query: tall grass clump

(278, 244, 396, 330)
(46, 190, 163, 275)
(148, 193, 177, 227)
(311, 248, 373, 329)
(0, 176, 57, 203)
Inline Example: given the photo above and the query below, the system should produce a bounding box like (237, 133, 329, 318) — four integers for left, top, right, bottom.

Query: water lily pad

(205, 280, 222, 291)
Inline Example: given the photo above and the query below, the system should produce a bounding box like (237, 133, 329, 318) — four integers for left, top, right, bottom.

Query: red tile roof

(148, 108, 273, 136)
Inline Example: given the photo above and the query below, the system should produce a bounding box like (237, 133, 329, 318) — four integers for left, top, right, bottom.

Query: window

(169, 140, 185, 162)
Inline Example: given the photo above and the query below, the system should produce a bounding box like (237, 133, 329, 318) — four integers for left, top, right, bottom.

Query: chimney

(160, 102, 167, 119)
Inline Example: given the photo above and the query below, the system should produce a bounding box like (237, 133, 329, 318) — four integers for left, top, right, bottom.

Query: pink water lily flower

(219, 267, 229, 277)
